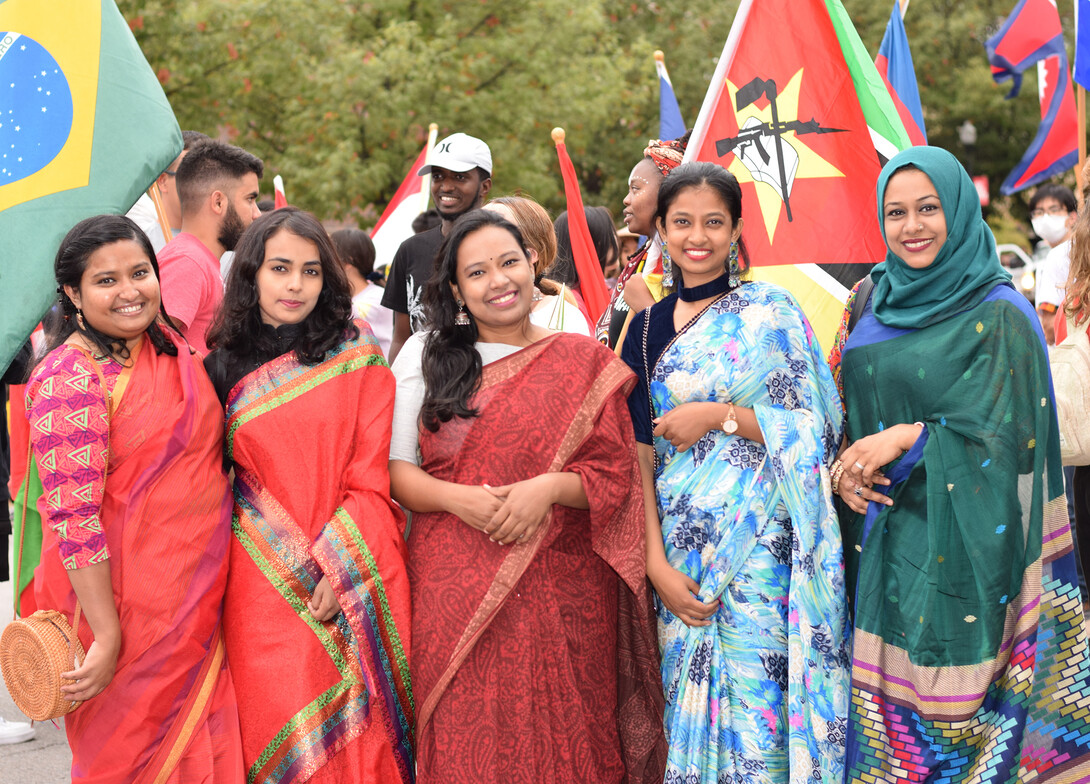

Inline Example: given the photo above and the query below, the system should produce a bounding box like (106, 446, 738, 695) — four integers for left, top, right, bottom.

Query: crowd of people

(4, 126, 1090, 784)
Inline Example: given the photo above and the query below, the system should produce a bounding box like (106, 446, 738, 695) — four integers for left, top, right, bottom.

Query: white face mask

(1032, 213, 1071, 245)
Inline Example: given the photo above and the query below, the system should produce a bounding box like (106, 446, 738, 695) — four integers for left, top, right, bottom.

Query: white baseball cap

(418, 133, 492, 177)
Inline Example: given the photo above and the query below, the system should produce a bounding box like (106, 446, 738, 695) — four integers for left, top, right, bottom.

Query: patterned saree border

(417, 354, 634, 733)
(225, 342, 385, 460)
(312, 508, 414, 781)
(135, 628, 226, 784)
(852, 494, 1070, 724)
(233, 476, 374, 784)
(851, 557, 1043, 722)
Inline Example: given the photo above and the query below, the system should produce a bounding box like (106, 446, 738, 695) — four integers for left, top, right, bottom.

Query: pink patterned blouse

(25, 345, 121, 570)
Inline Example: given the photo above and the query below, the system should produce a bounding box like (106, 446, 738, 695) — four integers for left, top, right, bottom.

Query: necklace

(678, 272, 734, 302)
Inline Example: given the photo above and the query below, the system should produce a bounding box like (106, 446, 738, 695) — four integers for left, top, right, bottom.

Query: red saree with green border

(33, 332, 243, 784)
(224, 328, 413, 784)
(410, 332, 666, 784)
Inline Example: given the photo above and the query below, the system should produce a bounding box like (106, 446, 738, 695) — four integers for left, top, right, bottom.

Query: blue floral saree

(625, 280, 850, 784)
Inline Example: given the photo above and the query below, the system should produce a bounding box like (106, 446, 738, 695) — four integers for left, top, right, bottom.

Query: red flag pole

(551, 127, 610, 322)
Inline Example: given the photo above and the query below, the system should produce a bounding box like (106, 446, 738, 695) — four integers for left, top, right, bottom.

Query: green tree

(118, 0, 1079, 235)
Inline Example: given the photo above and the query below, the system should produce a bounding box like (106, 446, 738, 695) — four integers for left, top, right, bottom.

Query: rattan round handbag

(1, 344, 105, 721)
(1, 604, 84, 720)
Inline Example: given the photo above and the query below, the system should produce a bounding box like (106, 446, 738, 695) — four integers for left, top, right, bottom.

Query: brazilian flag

(0, 0, 181, 374)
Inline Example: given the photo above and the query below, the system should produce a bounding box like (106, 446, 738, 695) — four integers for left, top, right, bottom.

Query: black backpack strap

(848, 274, 875, 333)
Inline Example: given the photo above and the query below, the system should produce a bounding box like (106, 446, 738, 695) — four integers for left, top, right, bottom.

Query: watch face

(723, 418, 738, 434)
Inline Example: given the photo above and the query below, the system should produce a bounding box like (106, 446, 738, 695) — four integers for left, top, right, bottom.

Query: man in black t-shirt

(382, 133, 492, 361)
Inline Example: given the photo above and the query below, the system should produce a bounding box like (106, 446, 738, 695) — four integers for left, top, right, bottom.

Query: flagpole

(421, 123, 438, 213)
(1078, 87, 1088, 207)
(146, 182, 171, 243)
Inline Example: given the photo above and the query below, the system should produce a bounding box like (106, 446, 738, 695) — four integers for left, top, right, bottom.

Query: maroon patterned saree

(409, 333, 666, 784)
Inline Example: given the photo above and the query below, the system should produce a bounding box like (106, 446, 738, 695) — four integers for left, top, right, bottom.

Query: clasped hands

(837, 423, 923, 514)
(450, 474, 559, 546)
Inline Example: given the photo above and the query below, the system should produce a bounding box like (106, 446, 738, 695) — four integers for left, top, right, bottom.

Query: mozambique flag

(685, 0, 909, 351)
(0, 0, 181, 374)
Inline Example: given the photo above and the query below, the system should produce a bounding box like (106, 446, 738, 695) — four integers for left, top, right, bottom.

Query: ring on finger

(853, 461, 865, 470)
(854, 487, 864, 497)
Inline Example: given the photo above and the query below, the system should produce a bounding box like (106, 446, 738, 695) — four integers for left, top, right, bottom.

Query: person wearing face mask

(831, 147, 1090, 782)
(1030, 184, 1077, 345)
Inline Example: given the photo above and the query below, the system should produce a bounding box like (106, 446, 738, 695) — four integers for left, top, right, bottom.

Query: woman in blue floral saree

(621, 162, 850, 784)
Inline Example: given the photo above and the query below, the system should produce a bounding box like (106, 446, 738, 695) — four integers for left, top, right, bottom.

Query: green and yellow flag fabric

(0, 0, 180, 374)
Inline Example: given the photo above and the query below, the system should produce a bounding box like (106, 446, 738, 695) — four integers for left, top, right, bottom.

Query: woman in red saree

(204, 208, 413, 784)
(389, 209, 666, 783)
(26, 215, 243, 783)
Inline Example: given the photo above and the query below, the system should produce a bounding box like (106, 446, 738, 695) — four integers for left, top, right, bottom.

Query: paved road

(0, 538, 71, 784)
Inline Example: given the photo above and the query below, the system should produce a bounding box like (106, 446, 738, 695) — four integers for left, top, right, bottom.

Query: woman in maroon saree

(389, 209, 665, 783)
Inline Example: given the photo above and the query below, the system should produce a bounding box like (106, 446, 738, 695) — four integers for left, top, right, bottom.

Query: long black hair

(549, 206, 620, 289)
(208, 207, 357, 363)
(419, 209, 532, 432)
(656, 161, 750, 290)
(50, 214, 178, 359)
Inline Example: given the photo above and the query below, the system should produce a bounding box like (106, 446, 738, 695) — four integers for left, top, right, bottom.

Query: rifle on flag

(655, 50, 686, 142)
(371, 123, 438, 274)
(552, 127, 610, 323)
(684, 0, 910, 352)
(985, 0, 1078, 195)
(0, 0, 181, 376)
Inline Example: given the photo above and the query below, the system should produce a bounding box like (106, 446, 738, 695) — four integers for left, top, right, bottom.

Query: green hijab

(869, 146, 1011, 329)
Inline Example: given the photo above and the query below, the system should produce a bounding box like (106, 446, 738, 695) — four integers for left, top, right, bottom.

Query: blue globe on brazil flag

(0, 32, 74, 184)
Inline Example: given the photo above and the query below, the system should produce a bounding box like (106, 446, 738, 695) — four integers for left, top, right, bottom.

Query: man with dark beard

(158, 140, 263, 354)
(382, 132, 492, 361)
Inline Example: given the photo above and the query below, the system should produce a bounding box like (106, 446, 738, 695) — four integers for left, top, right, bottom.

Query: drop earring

(455, 300, 471, 326)
(76, 309, 86, 330)
(728, 241, 741, 288)
(661, 244, 674, 288)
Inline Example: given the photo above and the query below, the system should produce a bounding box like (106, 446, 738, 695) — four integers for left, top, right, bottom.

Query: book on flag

(875, 1, 928, 146)
(655, 50, 687, 142)
(0, 0, 182, 375)
(684, 0, 910, 351)
(986, 0, 1078, 194)
(371, 124, 438, 275)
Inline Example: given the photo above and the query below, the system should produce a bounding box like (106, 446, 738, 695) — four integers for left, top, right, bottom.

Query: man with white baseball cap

(382, 132, 493, 360)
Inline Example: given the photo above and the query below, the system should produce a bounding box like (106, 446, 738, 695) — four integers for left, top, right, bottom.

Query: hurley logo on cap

(418, 133, 492, 177)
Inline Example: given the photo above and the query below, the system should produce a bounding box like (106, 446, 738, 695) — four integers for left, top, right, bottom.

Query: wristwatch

(721, 402, 738, 434)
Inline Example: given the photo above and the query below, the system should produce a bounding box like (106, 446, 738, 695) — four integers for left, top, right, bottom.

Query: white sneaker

(0, 716, 34, 744)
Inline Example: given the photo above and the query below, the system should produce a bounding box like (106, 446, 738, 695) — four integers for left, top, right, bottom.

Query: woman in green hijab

(832, 146, 1090, 782)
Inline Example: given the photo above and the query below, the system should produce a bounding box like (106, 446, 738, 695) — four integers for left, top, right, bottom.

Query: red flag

(985, 0, 1077, 194)
(552, 128, 610, 322)
(273, 174, 288, 209)
(371, 137, 433, 272)
(686, 0, 888, 269)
